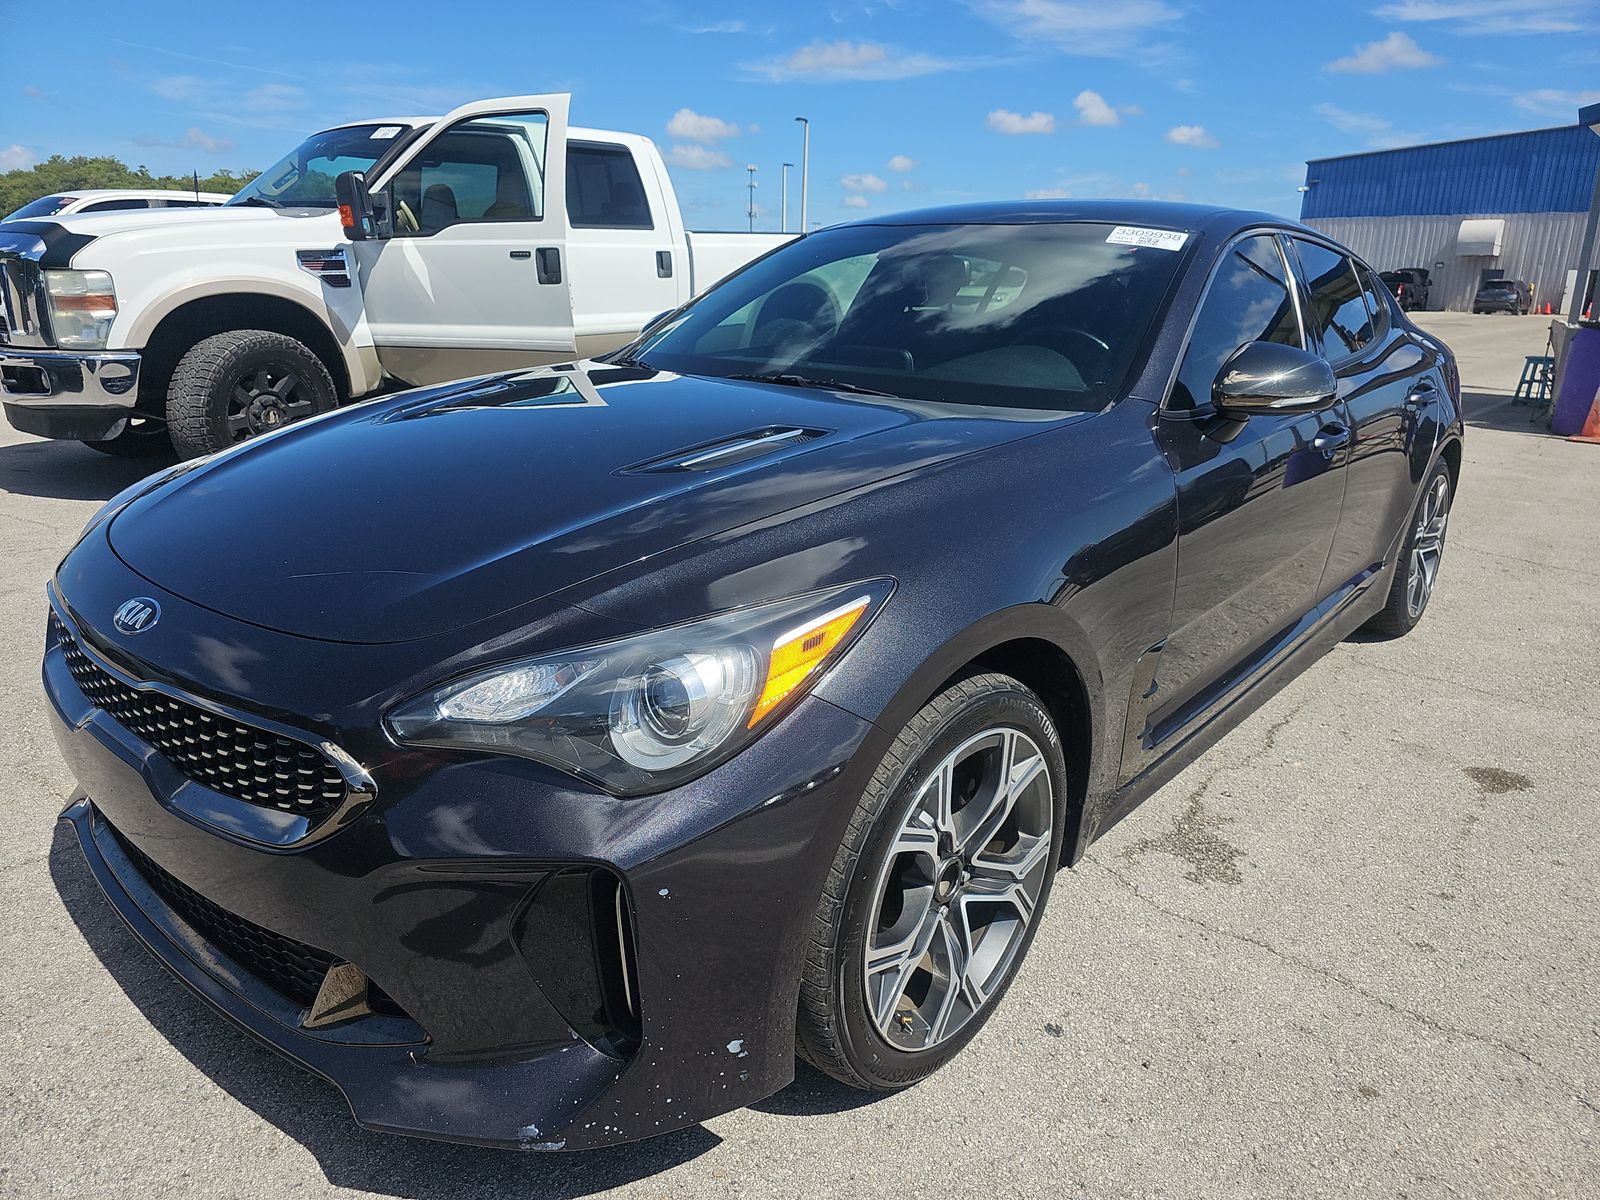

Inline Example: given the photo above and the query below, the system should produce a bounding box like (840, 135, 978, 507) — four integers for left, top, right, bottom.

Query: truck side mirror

(336, 171, 378, 241)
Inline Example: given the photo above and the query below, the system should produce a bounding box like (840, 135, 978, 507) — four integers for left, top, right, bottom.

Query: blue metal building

(1301, 124, 1600, 312)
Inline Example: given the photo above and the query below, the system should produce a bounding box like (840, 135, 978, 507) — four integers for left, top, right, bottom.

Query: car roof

(836, 199, 1302, 236)
(60, 189, 231, 201)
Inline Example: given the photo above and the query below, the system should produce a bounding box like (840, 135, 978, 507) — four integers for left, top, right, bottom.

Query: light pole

(781, 162, 793, 233)
(1566, 101, 1600, 323)
(746, 163, 759, 232)
(794, 116, 810, 234)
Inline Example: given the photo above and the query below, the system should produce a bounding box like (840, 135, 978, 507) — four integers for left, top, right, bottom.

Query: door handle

(656, 250, 673, 278)
(535, 247, 562, 285)
(1312, 422, 1351, 459)
(509, 249, 532, 260)
(1406, 379, 1439, 407)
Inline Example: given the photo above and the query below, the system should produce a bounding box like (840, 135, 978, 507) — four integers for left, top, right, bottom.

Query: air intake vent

(623, 426, 828, 474)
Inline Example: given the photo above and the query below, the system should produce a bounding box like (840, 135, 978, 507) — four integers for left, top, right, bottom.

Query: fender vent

(623, 426, 828, 474)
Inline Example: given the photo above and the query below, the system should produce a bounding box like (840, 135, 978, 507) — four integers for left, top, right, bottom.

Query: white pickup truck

(0, 94, 792, 457)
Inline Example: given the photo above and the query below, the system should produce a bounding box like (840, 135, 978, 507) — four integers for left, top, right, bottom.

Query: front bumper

(2, 348, 141, 441)
(45, 579, 875, 1150)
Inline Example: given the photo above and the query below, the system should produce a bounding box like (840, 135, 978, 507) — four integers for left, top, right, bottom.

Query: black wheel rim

(225, 363, 315, 441)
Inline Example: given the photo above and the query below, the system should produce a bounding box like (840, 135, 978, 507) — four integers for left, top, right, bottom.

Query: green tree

(0, 155, 260, 218)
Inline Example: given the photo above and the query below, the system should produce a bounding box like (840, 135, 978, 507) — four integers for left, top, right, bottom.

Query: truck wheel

(167, 330, 337, 459)
(81, 414, 172, 458)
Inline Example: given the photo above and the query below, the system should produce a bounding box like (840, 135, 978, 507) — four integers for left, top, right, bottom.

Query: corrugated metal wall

(1301, 125, 1600, 218)
(1306, 212, 1588, 312)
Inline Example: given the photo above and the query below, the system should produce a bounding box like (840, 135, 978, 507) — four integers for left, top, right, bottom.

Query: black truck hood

(108, 364, 1066, 643)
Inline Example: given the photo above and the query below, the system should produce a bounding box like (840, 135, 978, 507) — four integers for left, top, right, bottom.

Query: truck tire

(81, 414, 172, 458)
(167, 330, 337, 459)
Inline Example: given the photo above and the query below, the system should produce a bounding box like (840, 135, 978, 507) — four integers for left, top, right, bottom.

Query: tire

(797, 672, 1068, 1090)
(166, 330, 338, 459)
(1365, 458, 1453, 638)
(81, 413, 173, 458)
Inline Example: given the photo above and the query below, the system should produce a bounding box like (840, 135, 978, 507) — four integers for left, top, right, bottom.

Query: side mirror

(1212, 341, 1336, 416)
(335, 171, 378, 241)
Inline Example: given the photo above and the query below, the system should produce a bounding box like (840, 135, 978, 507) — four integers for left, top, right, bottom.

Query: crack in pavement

(1087, 854, 1600, 1118)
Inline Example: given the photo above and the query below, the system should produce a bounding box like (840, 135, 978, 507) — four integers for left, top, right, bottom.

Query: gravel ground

(1, 312, 1595, 1199)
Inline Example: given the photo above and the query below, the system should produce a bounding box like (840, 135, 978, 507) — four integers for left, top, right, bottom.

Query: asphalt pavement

(1, 311, 1595, 1198)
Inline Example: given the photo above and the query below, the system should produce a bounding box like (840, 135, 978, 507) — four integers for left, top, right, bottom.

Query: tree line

(0, 155, 261, 216)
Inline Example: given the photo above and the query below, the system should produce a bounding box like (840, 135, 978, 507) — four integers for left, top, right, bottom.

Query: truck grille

(106, 820, 405, 1016)
(53, 614, 349, 819)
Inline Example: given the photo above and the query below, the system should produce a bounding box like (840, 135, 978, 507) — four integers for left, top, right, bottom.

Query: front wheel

(797, 672, 1067, 1090)
(166, 330, 337, 459)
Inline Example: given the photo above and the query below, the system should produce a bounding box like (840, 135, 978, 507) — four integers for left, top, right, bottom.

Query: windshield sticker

(370, 126, 402, 140)
(1105, 226, 1189, 251)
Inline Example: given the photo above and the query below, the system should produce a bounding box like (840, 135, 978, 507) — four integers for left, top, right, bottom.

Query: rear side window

(567, 144, 654, 229)
(81, 198, 152, 212)
(1292, 240, 1373, 359)
(1168, 234, 1302, 411)
(1358, 267, 1391, 331)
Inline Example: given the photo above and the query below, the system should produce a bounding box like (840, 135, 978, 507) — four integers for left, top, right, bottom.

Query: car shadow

(1462, 389, 1557, 437)
(0, 438, 175, 502)
(748, 1061, 884, 1116)
(47, 820, 723, 1198)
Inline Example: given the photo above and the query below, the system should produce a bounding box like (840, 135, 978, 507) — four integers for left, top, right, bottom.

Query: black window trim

(1158, 224, 1308, 415)
(567, 139, 656, 231)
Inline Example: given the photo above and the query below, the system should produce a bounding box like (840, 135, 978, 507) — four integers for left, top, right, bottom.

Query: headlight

(44, 270, 118, 350)
(388, 581, 892, 794)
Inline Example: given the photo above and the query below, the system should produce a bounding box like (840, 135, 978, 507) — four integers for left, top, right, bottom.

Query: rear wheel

(1365, 459, 1452, 637)
(166, 330, 337, 459)
(797, 672, 1067, 1090)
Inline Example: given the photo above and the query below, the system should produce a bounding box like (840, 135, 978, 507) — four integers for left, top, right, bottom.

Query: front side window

(389, 113, 547, 235)
(568, 144, 653, 229)
(229, 124, 414, 210)
(1168, 234, 1301, 411)
(1293, 240, 1373, 359)
(631, 221, 1189, 413)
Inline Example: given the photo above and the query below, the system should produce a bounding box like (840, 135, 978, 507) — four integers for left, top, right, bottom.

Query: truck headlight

(387, 581, 892, 795)
(44, 270, 118, 350)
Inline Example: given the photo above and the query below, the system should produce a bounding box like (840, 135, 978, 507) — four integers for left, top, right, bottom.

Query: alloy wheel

(863, 726, 1054, 1052)
(1407, 472, 1451, 618)
(226, 364, 316, 441)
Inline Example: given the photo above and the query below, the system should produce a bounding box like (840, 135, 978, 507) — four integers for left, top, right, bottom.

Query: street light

(746, 163, 759, 233)
(1567, 101, 1600, 324)
(794, 116, 810, 234)
(781, 162, 793, 233)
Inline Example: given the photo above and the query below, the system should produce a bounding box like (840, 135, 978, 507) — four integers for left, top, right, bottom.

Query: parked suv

(1379, 268, 1431, 312)
(1473, 279, 1533, 315)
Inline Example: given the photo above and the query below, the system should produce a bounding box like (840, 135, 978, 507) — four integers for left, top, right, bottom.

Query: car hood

(108, 363, 1075, 643)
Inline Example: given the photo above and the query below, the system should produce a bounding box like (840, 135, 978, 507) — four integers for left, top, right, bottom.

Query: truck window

(81, 198, 153, 212)
(390, 113, 547, 235)
(567, 143, 654, 229)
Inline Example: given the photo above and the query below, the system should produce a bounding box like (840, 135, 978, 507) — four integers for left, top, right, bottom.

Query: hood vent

(622, 426, 829, 474)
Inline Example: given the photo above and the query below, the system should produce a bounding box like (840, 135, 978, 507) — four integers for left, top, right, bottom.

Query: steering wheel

(395, 200, 419, 234)
(1011, 324, 1113, 382)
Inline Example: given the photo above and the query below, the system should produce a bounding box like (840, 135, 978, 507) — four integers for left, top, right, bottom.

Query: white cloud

(1374, 1, 1594, 35)
(1513, 88, 1600, 117)
(842, 172, 889, 193)
(1165, 124, 1218, 148)
(1326, 31, 1442, 73)
(843, 194, 870, 208)
(1130, 181, 1152, 197)
(1313, 104, 1419, 148)
(689, 19, 746, 33)
(988, 108, 1056, 135)
(1025, 187, 1073, 199)
(150, 75, 206, 102)
(667, 144, 734, 170)
(901, 178, 929, 192)
(242, 83, 308, 114)
(1073, 89, 1120, 126)
(0, 143, 36, 170)
(886, 154, 917, 172)
(133, 127, 236, 154)
(22, 84, 45, 99)
(974, 0, 1181, 59)
(666, 108, 741, 141)
(744, 39, 968, 82)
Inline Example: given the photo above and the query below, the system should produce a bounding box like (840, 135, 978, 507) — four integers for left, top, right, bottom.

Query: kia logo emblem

(113, 597, 160, 634)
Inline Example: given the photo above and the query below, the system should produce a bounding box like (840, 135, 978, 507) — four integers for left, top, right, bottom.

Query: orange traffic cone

(1571, 388, 1600, 444)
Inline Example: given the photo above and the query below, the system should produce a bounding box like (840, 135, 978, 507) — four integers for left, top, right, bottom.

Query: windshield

(3, 195, 75, 222)
(228, 124, 413, 209)
(1480, 282, 1514, 292)
(628, 222, 1189, 412)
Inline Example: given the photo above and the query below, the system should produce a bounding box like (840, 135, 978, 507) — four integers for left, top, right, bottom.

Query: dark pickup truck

(1379, 268, 1432, 312)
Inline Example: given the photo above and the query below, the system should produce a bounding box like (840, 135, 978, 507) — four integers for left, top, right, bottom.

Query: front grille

(106, 820, 406, 1017)
(53, 613, 348, 819)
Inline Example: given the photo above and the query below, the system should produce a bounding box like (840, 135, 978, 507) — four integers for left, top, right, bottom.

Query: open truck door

(348, 94, 575, 386)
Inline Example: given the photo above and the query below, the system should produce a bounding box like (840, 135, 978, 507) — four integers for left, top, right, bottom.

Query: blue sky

(2, 0, 1596, 226)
